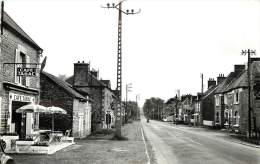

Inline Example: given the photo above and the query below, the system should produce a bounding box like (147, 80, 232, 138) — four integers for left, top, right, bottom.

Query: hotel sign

(17, 67, 36, 77)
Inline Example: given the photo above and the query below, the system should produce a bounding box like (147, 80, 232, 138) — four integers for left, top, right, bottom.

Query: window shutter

(26, 55, 30, 87)
(14, 49, 20, 83)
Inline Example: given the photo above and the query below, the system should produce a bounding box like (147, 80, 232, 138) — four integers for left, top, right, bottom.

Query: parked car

(0, 139, 15, 164)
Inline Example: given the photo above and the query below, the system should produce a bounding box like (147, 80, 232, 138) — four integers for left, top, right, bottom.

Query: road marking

(188, 138, 202, 145)
(111, 147, 128, 152)
(141, 126, 151, 164)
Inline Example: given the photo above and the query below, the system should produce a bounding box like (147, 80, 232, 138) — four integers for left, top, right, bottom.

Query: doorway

(11, 101, 29, 138)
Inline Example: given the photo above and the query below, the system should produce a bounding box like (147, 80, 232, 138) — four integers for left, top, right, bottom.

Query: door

(11, 101, 29, 138)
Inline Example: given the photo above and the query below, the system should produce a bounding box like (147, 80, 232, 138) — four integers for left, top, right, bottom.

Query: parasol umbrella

(46, 106, 67, 131)
(16, 104, 47, 113)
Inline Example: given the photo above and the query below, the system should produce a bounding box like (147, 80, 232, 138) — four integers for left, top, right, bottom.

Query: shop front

(7, 92, 38, 138)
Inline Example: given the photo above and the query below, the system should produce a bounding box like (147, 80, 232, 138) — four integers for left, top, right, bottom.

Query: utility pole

(175, 94, 178, 124)
(126, 83, 132, 123)
(102, 0, 140, 137)
(136, 94, 140, 120)
(201, 73, 204, 95)
(241, 49, 256, 138)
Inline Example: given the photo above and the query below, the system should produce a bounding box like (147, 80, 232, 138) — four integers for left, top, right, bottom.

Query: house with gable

(40, 71, 92, 138)
(182, 94, 196, 124)
(214, 65, 245, 128)
(0, 10, 43, 138)
(251, 60, 260, 136)
(193, 93, 203, 126)
(200, 78, 218, 127)
(221, 59, 260, 135)
(66, 61, 117, 131)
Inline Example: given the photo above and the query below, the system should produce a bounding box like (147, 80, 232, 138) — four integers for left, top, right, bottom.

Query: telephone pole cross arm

(102, 0, 140, 137)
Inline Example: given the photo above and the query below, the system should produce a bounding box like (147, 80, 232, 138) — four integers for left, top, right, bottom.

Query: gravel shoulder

(11, 121, 149, 164)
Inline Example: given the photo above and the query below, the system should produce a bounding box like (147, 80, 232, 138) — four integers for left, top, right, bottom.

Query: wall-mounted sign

(13, 94, 31, 102)
(17, 67, 36, 77)
(10, 93, 34, 102)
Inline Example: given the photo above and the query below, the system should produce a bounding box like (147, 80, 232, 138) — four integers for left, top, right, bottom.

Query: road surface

(141, 117, 260, 164)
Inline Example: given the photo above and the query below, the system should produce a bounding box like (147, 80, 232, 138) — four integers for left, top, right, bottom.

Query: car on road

(162, 118, 167, 122)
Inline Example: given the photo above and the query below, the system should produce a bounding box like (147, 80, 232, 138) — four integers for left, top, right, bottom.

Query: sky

(4, 0, 260, 106)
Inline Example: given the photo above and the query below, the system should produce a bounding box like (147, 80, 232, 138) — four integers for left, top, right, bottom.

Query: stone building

(0, 11, 42, 138)
(40, 72, 92, 138)
(66, 62, 117, 131)
(200, 76, 225, 127)
(214, 65, 245, 128)
(220, 60, 260, 135)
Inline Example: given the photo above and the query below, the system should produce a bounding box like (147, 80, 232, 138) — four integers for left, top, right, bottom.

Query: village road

(141, 117, 260, 164)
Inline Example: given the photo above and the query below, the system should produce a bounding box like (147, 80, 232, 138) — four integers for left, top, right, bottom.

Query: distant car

(162, 118, 167, 122)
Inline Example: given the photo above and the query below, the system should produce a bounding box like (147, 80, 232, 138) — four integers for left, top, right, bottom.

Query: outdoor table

(50, 131, 63, 142)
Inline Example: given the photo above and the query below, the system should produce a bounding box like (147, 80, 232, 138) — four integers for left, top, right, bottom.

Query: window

(234, 111, 239, 125)
(215, 95, 220, 106)
(224, 94, 227, 104)
(15, 48, 30, 86)
(216, 112, 219, 122)
(234, 91, 239, 104)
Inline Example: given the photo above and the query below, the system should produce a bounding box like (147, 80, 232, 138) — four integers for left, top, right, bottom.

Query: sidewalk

(11, 121, 149, 164)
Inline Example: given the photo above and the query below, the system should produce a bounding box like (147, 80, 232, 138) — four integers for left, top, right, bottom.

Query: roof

(215, 72, 240, 94)
(100, 80, 111, 88)
(41, 71, 86, 100)
(224, 61, 260, 92)
(3, 12, 42, 51)
(224, 71, 247, 92)
(201, 85, 219, 100)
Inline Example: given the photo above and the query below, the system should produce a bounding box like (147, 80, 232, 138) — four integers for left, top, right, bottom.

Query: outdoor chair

(61, 130, 74, 143)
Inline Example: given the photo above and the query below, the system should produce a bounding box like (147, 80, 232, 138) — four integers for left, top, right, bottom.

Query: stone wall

(40, 74, 73, 134)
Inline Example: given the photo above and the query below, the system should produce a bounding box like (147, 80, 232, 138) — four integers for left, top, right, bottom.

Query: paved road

(141, 117, 260, 164)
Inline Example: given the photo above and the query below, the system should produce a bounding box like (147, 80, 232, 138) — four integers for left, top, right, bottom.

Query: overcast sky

(5, 0, 260, 105)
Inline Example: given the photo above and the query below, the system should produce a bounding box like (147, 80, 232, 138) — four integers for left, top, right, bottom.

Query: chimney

(90, 69, 99, 79)
(234, 65, 245, 74)
(208, 78, 216, 89)
(73, 61, 89, 86)
(217, 74, 226, 85)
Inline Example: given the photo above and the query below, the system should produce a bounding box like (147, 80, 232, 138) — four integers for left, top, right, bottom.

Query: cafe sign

(10, 93, 34, 102)
(17, 67, 36, 77)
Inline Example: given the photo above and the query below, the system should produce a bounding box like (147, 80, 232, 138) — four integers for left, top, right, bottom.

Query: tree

(143, 97, 164, 120)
